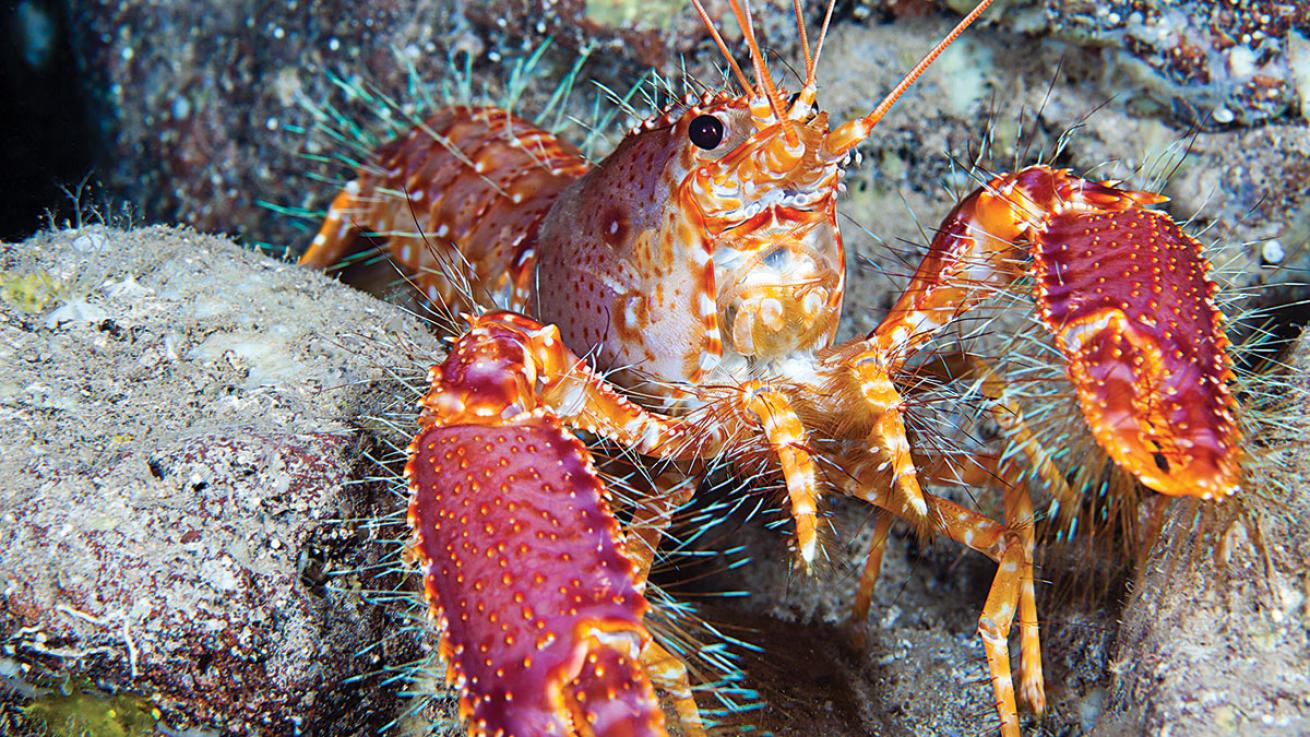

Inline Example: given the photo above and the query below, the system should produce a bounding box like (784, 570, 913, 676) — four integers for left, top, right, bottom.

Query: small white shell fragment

(1261, 239, 1285, 266)
(71, 231, 109, 253)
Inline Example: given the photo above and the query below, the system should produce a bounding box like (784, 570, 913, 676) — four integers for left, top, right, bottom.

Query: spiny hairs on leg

(972, 245, 1306, 599)
(590, 450, 768, 727)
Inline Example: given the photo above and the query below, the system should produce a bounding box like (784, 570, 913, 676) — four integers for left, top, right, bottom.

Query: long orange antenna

(809, 0, 838, 86)
(728, 0, 799, 145)
(826, 0, 993, 156)
(690, 0, 754, 96)
(793, 0, 812, 83)
(864, 0, 992, 129)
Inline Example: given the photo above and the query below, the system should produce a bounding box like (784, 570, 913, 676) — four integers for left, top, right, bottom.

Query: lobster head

(677, 87, 845, 362)
(533, 0, 992, 390)
(667, 0, 993, 368)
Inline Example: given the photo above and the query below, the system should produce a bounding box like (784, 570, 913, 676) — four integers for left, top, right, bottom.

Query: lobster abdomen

(302, 106, 590, 310)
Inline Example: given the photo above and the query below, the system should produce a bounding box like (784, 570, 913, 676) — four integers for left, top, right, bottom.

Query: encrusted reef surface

(964, 0, 1309, 127)
(0, 227, 443, 735)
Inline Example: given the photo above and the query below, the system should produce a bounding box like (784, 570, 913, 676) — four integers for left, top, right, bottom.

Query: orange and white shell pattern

(533, 87, 846, 396)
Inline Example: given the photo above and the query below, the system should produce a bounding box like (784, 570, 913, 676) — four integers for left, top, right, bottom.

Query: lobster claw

(566, 637, 666, 737)
(407, 420, 666, 737)
(1027, 180, 1242, 499)
(874, 166, 1243, 500)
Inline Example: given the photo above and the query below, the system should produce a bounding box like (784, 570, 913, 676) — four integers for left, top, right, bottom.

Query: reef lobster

(299, 1, 1243, 735)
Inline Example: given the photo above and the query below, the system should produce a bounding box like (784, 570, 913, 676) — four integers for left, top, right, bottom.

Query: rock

(1291, 30, 1310, 122)
(0, 226, 442, 735)
(985, 0, 1310, 129)
(1093, 329, 1310, 737)
(67, 0, 460, 244)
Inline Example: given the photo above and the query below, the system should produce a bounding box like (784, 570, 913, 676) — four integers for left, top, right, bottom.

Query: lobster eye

(688, 115, 724, 150)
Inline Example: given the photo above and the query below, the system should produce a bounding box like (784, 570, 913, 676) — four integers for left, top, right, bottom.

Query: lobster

(299, 1, 1243, 735)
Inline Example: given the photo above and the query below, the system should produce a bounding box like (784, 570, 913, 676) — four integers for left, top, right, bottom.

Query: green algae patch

(22, 688, 159, 737)
(585, 0, 681, 31)
(0, 271, 62, 314)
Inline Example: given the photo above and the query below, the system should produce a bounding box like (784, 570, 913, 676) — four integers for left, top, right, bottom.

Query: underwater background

(3, 1, 1310, 736)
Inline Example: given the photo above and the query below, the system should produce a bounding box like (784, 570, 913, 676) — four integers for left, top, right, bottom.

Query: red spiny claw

(567, 641, 666, 737)
(1028, 175, 1242, 499)
(407, 421, 665, 737)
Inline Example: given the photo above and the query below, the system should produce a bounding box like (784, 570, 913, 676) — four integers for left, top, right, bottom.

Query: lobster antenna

(727, 0, 798, 145)
(809, 0, 838, 86)
(827, 0, 993, 156)
(690, 0, 754, 97)
(793, 0, 812, 82)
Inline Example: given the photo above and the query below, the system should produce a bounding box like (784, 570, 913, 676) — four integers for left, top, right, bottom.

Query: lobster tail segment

(407, 421, 664, 737)
(1022, 172, 1242, 499)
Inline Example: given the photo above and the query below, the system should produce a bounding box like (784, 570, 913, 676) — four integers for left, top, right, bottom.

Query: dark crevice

(0, 0, 95, 241)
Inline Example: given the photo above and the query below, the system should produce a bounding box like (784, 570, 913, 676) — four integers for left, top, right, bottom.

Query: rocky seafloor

(3, 1, 1310, 736)
(2, 223, 1307, 737)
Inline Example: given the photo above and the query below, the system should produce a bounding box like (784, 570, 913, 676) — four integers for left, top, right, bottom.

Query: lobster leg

(302, 186, 362, 269)
(615, 470, 708, 737)
(980, 541, 1027, 737)
(858, 165, 1241, 499)
(741, 383, 822, 567)
(888, 351, 1071, 711)
(846, 448, 1046, 714)
(859, 356, 931, 518)
(833, 456, 1038, 737)
(829, 352, 931, 520)
(999, 459, 1044, 714)
(851, 509, 894, 628)
(641, 640, 709, 737)
(623, 469, 698, 592)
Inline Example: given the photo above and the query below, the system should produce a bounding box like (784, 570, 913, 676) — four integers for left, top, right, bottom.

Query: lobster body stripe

(302, 106, 589, 310)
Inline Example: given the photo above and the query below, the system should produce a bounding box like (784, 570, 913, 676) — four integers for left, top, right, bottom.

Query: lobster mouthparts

(408, 422, 665, 737)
